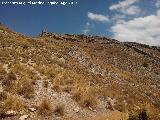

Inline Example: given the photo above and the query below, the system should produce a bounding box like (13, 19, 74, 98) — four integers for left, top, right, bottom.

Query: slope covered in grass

(0, 24, 160, 120)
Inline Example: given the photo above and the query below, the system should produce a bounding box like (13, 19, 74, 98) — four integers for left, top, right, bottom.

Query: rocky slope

(0, 24, 160, 120)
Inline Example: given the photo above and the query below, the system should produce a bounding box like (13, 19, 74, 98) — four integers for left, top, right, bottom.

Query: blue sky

(0, 0, 160, 46)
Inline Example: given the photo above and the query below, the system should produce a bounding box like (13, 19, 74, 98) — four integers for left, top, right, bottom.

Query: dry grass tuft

(39, 67, 56, 80)
(7, 71, 17, 80)
(2, 94, 26, 112)
(107, 101, 114, 111)
(62, 86, 72, 93)
(0, 91, 7, 101)
(38, 97, 52, 115)
(52, 81, 61, 92)
(11, 64, 26, 76)
(72, 90, 81, 102)
(43, 80, 49, 88)
(128, 108, 149, 120)
(15, 76, 34, 99)
(114, 102, 126, 112)
(80, 93, 97, 108)
(54, 104, 64, 116)
(2, 72, 17, 91)
(72, 85, 97, 109)
(0, 64, 7, 80)
(143, 62, 149, 68)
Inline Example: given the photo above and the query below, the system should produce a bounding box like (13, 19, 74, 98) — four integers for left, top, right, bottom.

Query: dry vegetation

(2, 94, 26, 112)
(127, 108, 150, 120)
(71, 85, 98, 108)
(0, 24, 160, 119)
(38, 98, 52, 116)
(2, 72, 17, 91)
(14, 75, 34, 98)
(54, 104, 64, 116)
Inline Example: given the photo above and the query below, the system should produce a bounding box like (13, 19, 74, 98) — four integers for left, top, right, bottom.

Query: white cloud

(111, 10, 160, 46)
(109, 0, 141, 15)
(88, 12, 109, 22)
(120, 5, 141, 15)
(109, 0, 139, 10)
(112, 14, 126, 23)
(112, 14, 126, 20)
(156, 0, 160, 8)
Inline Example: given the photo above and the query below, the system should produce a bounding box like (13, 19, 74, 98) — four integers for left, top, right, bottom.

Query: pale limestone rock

(93, 109, 97, 112)
(88, 106, 93, 111)
(28, 107, 36, 112)
(74, 107, 79, 113)
(5, 110, 17, 116)
(19, 115, 29, 120)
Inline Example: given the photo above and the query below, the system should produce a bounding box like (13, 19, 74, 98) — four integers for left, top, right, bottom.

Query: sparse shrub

(72, 90, 81, 101)
(40, 67, 56, 80)
(11, 64, 26, 76)
(143, 62, 149, 68)
(43, 80, 49, 88)
(2, 94, 26, 112)
(15, 76, 34, 99)
(2, 72, 17, 91)
(114, 102, 126, 112)
(7, 71, 17, 80)
(38, 98, 52, 115)
(20, 43, 29, 49)
(64, 79, 74, 85)
(0, 91, 7, 101)
(80, 94, 97, 108)
(52, 83, 61, 92)
(128, 114, 137, 120)
(138, 109, 149, 120)
(27, 69, 40, 81)
(54, 104, 64, 116)
(72, 86, 97, 109)
(0, 64, 6, 74)
(99, 87, 117, 99)
(128, 109, 149, 120)
(107, 101, 114, 110)
(30, 74, 41, 81)
(62, 86, 72, 93)
(48, 72, 55, 79)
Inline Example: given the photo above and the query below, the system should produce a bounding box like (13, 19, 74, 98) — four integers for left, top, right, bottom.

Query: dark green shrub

(143, 62, 149, 68)
(128, 109, 149, 120)
(138, 109, 149, 120)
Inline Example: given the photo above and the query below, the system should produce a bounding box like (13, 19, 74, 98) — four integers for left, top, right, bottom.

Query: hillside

(0, 24, 160, 120)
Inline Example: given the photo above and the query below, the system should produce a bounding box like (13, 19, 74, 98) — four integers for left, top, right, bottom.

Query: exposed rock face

(69, 49, 106, 76)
